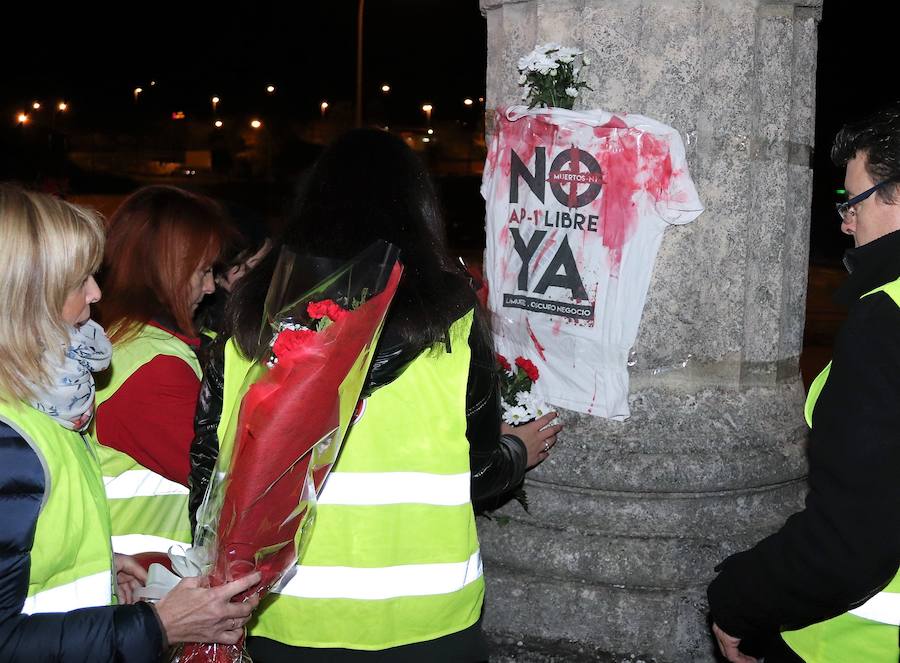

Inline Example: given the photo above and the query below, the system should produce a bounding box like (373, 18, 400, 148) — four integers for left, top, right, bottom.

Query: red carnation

(307, 299, 348, 321)
(273, 328, 316, 358)
(496, 353, 511, 372)
(515, 356, 539, 382)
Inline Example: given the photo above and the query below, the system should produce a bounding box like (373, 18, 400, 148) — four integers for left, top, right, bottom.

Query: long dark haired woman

(94, 185, 233, 554)
(191, 129, 561, 662)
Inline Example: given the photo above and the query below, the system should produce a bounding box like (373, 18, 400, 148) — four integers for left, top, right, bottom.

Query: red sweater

(95, 322, 201, 486)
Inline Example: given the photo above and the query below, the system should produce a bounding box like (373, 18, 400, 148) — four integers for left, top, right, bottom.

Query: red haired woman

(94, 186, 232, 555)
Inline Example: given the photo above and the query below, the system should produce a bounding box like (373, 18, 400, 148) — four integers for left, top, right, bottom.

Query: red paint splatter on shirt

(493, 109, 678, 280)
(497, 110, 561, 182)
(592, 127, 675, 274)
(587, 380, 597, 415)
(526, 318, 546, 361)
(498, 222, 511, 245)
(532, 232, 558, 278)
(599, 115, 628, 130)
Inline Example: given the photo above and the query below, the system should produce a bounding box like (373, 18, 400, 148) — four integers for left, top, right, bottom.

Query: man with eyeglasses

(707, 105, 900, 663)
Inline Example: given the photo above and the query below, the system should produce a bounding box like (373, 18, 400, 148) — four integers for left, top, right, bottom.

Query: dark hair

(832, 104, 900, 203)
(214, 201, 270, 278)
(229, 129, 480, 357)
(99, 185, 233, 341)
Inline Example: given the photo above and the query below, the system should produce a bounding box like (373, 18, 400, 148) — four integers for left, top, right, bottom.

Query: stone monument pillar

(478, 1, 822, 660)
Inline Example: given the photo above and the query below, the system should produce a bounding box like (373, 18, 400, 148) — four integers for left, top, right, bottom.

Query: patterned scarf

(30, 319, 112, 431)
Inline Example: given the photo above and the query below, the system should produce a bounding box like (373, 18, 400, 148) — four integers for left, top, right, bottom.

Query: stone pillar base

(479, 379, 808, 663)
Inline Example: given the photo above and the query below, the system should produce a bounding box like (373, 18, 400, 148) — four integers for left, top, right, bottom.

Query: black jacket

(0, 421, 164, 662)
(707, 229, 900, 643)
(189, 309, 528, 534)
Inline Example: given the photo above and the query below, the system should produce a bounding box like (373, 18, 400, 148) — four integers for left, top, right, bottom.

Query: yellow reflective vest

(93, 324, 197, 554)
(0, 400, 114, 613)
(218, 311, 484, 650)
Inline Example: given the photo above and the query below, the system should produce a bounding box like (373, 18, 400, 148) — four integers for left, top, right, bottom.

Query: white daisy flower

(536, 42, 562, 55)
(502, 405, 530, 425)
(556, 46, 581, 63)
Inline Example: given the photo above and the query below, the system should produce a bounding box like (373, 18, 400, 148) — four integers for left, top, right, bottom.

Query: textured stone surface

(480, 1, 822, 661)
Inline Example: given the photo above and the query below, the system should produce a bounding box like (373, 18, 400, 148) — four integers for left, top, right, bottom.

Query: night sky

(0, 1, 890, 260)
(811, 0, 891, 260)
(0, 2, 486, 127)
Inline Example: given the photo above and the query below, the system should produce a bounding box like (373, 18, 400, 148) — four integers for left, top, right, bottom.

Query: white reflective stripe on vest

(317, 472, 470, 506)
(103, 470, 189, 499)
(21, 570, 111, 615)
(275, 549, 483, 600)
(112, 533, 192, 555)
(848, 592, 900, 626)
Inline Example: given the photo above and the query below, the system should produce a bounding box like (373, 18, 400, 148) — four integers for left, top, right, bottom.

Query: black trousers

(246, 616, 489, 663)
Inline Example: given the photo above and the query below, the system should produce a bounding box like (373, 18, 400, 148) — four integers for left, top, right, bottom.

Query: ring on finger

(542, 441, 550, 453)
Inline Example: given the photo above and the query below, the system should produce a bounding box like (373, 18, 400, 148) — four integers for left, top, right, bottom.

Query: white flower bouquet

(517, 43, 591, 110)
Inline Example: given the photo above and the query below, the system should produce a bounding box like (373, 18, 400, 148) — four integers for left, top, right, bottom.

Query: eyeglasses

(836, 180, 889, 221)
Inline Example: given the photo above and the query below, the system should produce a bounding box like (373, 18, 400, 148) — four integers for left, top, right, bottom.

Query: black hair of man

(832, 104, 900, 203)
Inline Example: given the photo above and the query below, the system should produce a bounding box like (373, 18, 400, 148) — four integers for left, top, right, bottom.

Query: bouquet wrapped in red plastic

(174, 241, 402, 662)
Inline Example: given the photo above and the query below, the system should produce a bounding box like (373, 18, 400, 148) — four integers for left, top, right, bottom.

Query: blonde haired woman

(0, 184, 259, 662)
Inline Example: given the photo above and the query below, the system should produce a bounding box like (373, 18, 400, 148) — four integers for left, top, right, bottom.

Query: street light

(320, 100, 329, 116)
(427, 128, 434, 135)
(463, 98, 474, 106)
(266, 85, 275, 94)
(134, 87, 143, 103)
(355, 0, 366, 127)
(57, 101, 67, 112)
(32, 101, 41, 110)
(214, 120, 223, 128)
(422, 103, 433, 125)
(250, 119, 262, 129)
(16, 112, 28, 125)
(212, 96, 220, 113)
(381, 84, 391, 93)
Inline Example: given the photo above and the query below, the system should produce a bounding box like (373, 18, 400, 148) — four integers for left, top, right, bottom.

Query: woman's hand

(114, 553, 148, 605)
(155, 572, 262, 646)
(502, 411, 563, 468)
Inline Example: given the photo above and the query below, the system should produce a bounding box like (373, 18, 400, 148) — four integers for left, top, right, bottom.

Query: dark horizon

(0, 3, 487, 126)
(0, 1, 892, 261)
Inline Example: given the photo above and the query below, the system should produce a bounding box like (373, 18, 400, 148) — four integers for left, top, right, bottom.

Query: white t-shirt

(481, 106, 703, 419)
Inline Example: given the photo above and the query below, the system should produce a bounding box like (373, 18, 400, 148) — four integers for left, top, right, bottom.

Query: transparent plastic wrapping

(173, 241, 402, 663)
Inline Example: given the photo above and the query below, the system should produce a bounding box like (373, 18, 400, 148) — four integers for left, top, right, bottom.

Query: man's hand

(712, 622, 758, 663)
